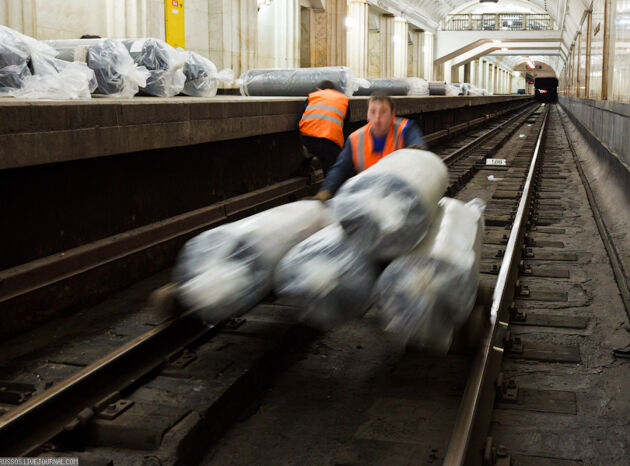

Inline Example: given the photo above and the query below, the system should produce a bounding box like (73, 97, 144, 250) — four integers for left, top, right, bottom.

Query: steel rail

(0, 309, 214, 456)
(443, 106, 549, 466)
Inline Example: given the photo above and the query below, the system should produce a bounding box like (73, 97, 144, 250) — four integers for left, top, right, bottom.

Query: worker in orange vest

(299, 80, 351, 175)
(313, 93, 426, 202)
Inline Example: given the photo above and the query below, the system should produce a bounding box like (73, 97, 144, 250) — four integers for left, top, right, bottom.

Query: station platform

(0, 95, 531, 169)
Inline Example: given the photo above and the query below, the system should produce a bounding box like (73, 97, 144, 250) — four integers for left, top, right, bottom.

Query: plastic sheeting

(375, 198, 485, 354)
(354, 78, 410, 96)
(181, 51, 234, 97)
(274, 224, 379, 330)
(0, 26, 96, 99)
(330, 148, 448, 260)
(120, 38, 185, 97)
(238, 66, 361, 97)
(406, 77, 430, 96)
(0, 36, 31, 91)
(47, 39, 149, 97)
(173, 201, 331, 322)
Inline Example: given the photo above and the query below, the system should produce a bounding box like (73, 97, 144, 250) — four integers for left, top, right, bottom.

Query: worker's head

(317, 80, 338, 91)
(367, 93, 395, 137)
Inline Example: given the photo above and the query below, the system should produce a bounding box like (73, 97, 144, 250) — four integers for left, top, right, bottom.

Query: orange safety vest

(350, 117, 409, 172)
(299, 88, 349, 148)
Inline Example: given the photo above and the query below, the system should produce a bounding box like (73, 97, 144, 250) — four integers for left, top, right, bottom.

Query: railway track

(6, 101, 624, 465)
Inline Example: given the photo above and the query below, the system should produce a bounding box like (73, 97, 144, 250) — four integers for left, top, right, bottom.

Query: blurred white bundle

(181, 51, 234, 97)
(274, 224, 379, 330)
(375, 197, 485, 354)
(120, 38, 186, 96)
(330, 148, 448, 260)
(46, 39, 150, 98)
(173, 201, 331, 322)
(445, 84, 460, 97)
(406, 77, 430, 96)
(0, 26, 96, 99)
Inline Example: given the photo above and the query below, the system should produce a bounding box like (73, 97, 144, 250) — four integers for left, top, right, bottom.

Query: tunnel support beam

(585, 10, 592, 98)
(602, 0, 611, 100)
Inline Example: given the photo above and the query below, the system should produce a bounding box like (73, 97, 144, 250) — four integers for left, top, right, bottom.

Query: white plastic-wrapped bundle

(330, 148, 448, 260)
(181, 51, 234, 97)
(46, 39, 150, 97)
(173, 201, 331, 322)
(0, 31, 31, 93)
(445, 84, 460, 97)
(238, 66, 362, 97)
(120, 38, 185, 96)
(274, 224, 379, 330)
(406, 77, 430, 96)
(0, 26, 96, 99)
(354, 78, 410, 96)
(375, 198, 485, 354)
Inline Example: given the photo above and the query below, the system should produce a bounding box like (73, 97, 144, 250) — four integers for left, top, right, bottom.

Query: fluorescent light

(493, 40, 501, 44)
(502, 48, 508, 51)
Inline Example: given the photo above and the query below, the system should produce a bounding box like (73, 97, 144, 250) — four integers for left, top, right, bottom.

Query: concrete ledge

(0, 95, 531, 169)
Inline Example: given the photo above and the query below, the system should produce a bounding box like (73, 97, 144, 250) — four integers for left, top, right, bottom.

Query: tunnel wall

(559, 96, 630, 175)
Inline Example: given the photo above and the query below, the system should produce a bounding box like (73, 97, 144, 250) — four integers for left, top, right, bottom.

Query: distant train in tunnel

(535, 77, 558, 103)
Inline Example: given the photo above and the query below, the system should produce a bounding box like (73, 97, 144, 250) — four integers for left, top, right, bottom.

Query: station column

(347, 0, 369, 78)
(393, 16, 408, 78)
(380, 13, 395, 78)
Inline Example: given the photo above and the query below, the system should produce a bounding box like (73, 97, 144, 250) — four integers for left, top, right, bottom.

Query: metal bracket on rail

(504, 330, 523, 355)
(495, 372, 519, 404)
(509, 302, 527, 322)
(483, 437, 512, 466)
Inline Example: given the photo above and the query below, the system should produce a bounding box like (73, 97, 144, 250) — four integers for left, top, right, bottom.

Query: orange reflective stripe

(299, 89, 348, 148)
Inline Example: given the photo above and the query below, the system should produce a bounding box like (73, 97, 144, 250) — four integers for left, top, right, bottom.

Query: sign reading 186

(486, 158, 507, 166)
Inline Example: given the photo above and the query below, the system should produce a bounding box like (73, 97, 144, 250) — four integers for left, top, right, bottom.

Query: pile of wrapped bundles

(406, 77, 430, 96)
(451, 82, 475, 96)
(173, 201, 330, 323)
(0, 25, 96, 99)
(171, 148, 483, 354)
(329, 149, 448, 260)
(274, 224, 379, 330)
(238, 66, 365, 97)
(181, 51, 234, 97)
(375, 198, 485, 354)
(120, 38, 186, 97)
(354, 78, 410, 96)
(46, 38, 150, 97)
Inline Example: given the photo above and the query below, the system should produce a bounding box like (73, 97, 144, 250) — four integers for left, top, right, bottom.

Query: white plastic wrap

(330, 148, 448, 260)
(0, 26, 96, 99)
(406, 77, 430, 96)
(120, 38, 186, 97)
(181, 51, 234, 97)
(375, 198, 485, 354)
(445, 84, 460, 97)
(46, 39, 149, 97)
(173, 201, 331, 322)
(0, 30, 31, 93)
(274, 224, 379, 330)
(238, 66, 363, 97)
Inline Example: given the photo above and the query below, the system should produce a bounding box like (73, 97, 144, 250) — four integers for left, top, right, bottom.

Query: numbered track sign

(486, 158, 507, 166)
